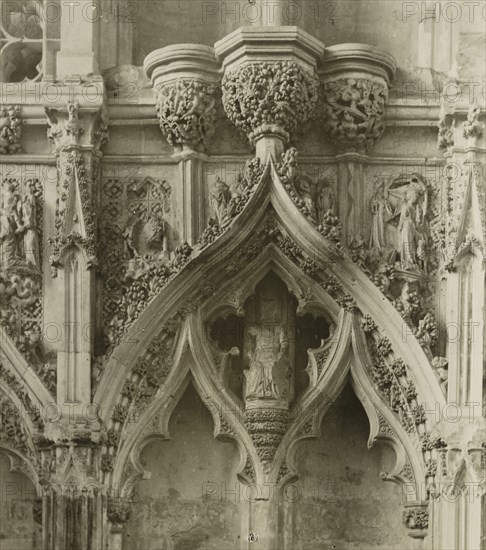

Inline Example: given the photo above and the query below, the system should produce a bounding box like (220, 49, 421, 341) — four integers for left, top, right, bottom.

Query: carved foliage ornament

(0, 361, 43, 428)
(49, 153, 97, 272)
(222, 62, 319, 143)
(438, 114, 454, 150)
(321, 77, 388, 151)
(154, 78, 217, 150)
(0, 391, 31, 458)
(104, 159, 263, 349)
(463, 104, 484, 140)
(0, 105, 21, 154)
(403, 506, 429, 531)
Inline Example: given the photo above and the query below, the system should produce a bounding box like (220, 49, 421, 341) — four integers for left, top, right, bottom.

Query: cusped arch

(111, 328, 250, 497)
(97, 157, 445, 474)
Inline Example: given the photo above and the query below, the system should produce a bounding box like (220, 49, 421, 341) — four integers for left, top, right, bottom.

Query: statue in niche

(209, 177, 232, 225)
(244, 324, 290, 400)
(242, 273, 295, 403)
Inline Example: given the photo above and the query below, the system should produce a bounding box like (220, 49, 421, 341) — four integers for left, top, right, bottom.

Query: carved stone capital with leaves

(153, 79, 218, 151)
(320, 77, 389, 152)
(45, 99, 108, 155)
(222, 61, 319, 144)
(319, 43, 396, 152)
(144, 44, 220, 152)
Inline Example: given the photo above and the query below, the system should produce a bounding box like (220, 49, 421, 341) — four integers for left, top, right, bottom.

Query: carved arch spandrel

(269, 163, 445, 410)
(94, 165, 274, 419)
(97, 157, 444, 426)
(111, 322, 250, 496)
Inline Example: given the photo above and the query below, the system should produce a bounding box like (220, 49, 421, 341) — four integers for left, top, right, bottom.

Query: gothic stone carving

(222, 62, 319, 144)
(45, 100, 108, 154)
(0, 178, 41, 270)
(350, 172, 440, 360)
(0, 361, 43, 428)
(320, 77, 388, 151)
(0, 391, 32, 458)
(48, 153, 97, 272)
(276, 148, 343, 255)
(403, 504, 429, 532)
(103, 159, 264, 349)
(438, 113, 454, 150)
(154, 79, 217, 151)
(463, 104, 484, 140)
(0, 105, 21, 153)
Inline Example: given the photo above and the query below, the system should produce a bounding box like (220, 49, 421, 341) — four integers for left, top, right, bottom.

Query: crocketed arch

(97, 158, 445, 495)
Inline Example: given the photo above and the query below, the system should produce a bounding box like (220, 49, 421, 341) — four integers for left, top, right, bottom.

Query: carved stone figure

(210, 177, 232, 225)
(0, 179, 40, 271)
(368, 174, 429, 273)
(316, 179, 336, 222)
(369, 178, 392, 252)
(297, 176, 317, 221)
(398, 188, 419, 270)
(21, 185, 39, 267)
(244, 324, 290, 400)
(123, 214, 169, 261)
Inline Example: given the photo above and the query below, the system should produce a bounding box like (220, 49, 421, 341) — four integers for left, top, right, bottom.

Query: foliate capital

(221, 61, 319, 145)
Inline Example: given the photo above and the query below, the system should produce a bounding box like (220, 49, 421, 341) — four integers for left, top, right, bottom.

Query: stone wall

(294, 385, 412, 549)
(126, 385, 241, 550)
(0, 454, 38, 550)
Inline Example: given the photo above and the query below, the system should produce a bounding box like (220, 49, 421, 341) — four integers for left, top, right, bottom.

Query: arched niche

(125, 383, 241, 550)
(0, 451, 40, 549)
(207, 270, 330, 404)
(291, 383, 413, 549)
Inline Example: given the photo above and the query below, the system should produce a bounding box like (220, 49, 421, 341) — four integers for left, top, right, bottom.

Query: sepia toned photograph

(0, 0, 485, 548)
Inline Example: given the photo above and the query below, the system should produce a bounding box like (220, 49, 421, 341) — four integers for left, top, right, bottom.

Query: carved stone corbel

(216, 27, 324, 162)
(403, 501, 429, 539)
(319, 44, 396, 153)
(144, 45, 220, 244)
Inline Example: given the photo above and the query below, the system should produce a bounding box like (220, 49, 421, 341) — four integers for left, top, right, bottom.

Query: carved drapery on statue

(243, 274, 295, 403)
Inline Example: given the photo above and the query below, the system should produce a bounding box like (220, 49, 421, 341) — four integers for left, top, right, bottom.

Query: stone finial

(144, 44, 220, 153)
(215, 27, 324, 162)
(319, 43, 396, 152)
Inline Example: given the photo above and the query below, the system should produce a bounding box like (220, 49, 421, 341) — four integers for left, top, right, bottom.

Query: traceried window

(0, 0, 60, 82)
